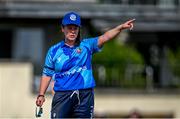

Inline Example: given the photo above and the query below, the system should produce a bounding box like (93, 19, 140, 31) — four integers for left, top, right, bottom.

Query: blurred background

(0, 0, 180, 118)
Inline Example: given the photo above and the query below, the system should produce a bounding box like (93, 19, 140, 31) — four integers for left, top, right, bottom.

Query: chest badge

(76, 47, 82, 54)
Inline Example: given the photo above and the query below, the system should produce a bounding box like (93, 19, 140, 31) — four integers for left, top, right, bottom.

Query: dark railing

(93, 63, 146, 89)
(93, 62, 180, 92)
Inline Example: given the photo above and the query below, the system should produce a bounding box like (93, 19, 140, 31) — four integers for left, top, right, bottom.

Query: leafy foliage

(93, 38, 144, 64)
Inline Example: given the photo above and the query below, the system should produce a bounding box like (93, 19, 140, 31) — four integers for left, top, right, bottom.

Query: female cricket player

(36, 11, 135, 118)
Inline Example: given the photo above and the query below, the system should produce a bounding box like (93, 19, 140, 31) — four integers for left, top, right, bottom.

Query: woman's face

(62, 25, 79, 42)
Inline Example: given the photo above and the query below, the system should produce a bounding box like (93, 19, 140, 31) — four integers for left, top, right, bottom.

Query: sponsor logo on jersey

(55, 66, 87, 78)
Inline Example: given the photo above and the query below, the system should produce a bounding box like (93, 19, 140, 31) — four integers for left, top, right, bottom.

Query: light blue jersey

(42, 37, 101, 91)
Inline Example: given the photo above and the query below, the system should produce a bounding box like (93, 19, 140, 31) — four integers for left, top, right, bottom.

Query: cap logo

(70, 14, 76, 21)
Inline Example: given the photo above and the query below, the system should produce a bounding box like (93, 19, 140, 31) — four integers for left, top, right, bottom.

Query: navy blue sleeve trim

(44, 65, 55, 70)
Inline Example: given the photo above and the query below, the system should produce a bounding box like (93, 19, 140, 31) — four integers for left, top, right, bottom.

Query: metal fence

(93, 62, 180, 92)
(93, 63, 146, 89)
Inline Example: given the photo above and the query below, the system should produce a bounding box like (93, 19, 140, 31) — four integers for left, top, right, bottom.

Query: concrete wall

(95, 94, 180, 117)
(0, 62, 36, 118)
(0, 62, 180, 118)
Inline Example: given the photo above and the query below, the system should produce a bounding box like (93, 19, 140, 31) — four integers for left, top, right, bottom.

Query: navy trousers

(51, 88, 94, 118)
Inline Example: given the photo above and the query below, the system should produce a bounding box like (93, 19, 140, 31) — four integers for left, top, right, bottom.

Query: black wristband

(37, 95, 44, 98)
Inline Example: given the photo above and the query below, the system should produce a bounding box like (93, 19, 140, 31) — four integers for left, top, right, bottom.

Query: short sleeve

(83, 37, 102, 54)
(42, 48, 55, 77)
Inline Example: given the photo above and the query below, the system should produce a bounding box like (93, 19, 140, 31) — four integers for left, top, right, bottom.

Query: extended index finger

(127, 19, 136, 24)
